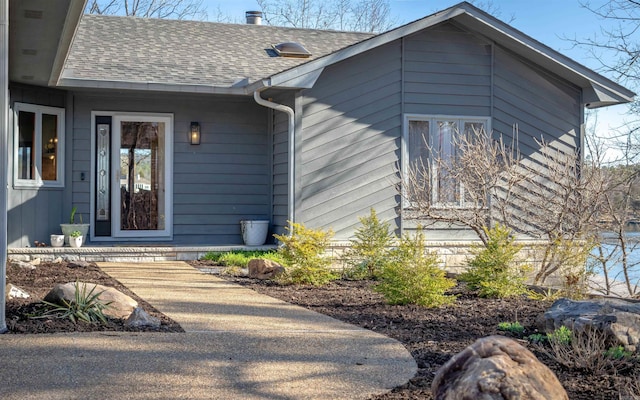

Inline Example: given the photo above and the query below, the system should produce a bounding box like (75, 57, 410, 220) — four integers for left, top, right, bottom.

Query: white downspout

(253, 88, 295, 231)
(0, 0, 8, 333)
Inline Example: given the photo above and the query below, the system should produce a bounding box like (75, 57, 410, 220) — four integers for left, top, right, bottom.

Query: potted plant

(69, 230, 83, 248)
(50, 234, 65, 247)
(60, 206, 90, 245)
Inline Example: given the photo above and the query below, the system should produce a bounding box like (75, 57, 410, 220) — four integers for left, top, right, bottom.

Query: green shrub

(274, 221, 338, 286)
(547, 325, 572, 345)
(202, 250, 284, 267)
(31, 281, 111, 325)
(528, 333, 547, 344)
(497, 321, 524, 334)
(375, 228, 456, 307)
(460, 224, 530, 298)
(342, 208, 394, 280)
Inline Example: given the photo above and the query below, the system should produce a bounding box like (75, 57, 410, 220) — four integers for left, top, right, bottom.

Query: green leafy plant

(342, 208, 394, 280)
(547, 325, 572, 345)
(30, 281, 111, 324)
(527, 333, 547, 344)
(274, 221, 338, 286)
(202, 250, 284, 267)
(459, 224, 530, 298)
(604, 345, 634, 360)
(70, 230, 82, 238)
(375, 228, 456, 307)
(69, 206, 83, 224)
(497, 321, 524, 334)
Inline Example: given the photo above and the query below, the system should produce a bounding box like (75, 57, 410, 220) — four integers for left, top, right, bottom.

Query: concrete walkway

(0, 261, 417, 400)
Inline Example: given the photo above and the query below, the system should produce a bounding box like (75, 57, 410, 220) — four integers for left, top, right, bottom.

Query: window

(14, 103, 65, 188)
(404, 115, 490, 207)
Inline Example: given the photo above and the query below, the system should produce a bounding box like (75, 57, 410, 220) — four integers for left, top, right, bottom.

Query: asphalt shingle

(64, 15, 374, 87)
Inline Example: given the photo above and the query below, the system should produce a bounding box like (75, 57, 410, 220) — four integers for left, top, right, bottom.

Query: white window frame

(402, 114, 491, 208)
(90, 111, 174, 241)
(13, 103, 65, 188)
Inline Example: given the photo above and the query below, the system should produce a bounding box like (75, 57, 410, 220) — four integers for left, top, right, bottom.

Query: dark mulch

(219, 275, 639, 400)
(5, 260, 183, 333)
(6, 259, 639, 399)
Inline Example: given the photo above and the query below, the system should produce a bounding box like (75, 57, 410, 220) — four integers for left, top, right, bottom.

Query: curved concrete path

(0, 261, 416, 400)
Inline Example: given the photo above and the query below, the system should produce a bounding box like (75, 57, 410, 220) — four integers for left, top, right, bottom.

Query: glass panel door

(113, 115, 172, 238)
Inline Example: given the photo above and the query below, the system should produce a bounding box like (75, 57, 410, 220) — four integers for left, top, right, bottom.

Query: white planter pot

(69, 236, 83, 248)
(60, 224, 89, 245)
(240, 220, 269, 246)
(50, 234, 65, 248)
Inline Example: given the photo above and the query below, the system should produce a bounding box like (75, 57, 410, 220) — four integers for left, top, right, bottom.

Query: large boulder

(44, 282, 138, 320)
(432, 335, 568, 400)
(542, 297, 640, 352)
(248, 259, 285, 280)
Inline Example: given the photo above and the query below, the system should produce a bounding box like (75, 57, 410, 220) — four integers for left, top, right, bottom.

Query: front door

(93, 113, 173, 240)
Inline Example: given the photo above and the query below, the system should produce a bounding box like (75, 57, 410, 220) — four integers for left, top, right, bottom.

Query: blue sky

(204, 0, 632, 137)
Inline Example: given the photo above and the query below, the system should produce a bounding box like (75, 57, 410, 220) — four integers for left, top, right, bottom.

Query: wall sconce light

(190, 122, 201, 145)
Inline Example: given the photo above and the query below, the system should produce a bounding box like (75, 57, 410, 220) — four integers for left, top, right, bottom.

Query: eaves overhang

(262, 1, 634, 107)
(56, 77, 251, 96)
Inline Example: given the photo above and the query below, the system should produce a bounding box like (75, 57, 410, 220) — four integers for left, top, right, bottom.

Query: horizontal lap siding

(402, 23, 492, 240)
(403, 23, 492, 117)
(270, 92, 294, 238)
(72, 93, 270, 245)
(492, 47, 581, 158)
(8, 84, 67, 247)
(298, 41, 403, 240)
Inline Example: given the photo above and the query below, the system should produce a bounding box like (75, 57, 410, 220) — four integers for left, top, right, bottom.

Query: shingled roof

(60, 15, 373, 91)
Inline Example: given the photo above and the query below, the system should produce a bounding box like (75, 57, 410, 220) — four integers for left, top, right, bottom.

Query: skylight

(272, 42, 312, 58)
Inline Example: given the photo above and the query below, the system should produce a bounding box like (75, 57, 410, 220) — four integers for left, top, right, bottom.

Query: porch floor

(8, 244, 277, 263)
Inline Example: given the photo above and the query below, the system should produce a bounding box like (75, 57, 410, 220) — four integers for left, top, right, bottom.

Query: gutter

(253, 87, 295, 232)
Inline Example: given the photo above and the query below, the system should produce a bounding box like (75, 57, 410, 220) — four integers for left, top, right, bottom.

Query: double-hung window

(404, 115, 490, 207)
(14, 103, 65, 188)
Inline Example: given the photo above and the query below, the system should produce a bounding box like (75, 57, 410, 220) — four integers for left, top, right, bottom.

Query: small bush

(497, 321, 524, 334)
(202, 250, 284, 267)
(460, 224, 530, 298)
(528, 333, 547, 344)
(535, 326, 639, 374)
(274, 221, 338, 286)
(375, 228, 456, 307)
(30, 281, 111, 325)
(547, 325, 572, 345)
(342, 208, 394, 280)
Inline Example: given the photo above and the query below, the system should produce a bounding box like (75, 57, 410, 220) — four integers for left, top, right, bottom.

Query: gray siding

(269, 91, 295, 238)
(71, 92, 270, 245)
(492, 47, 581, 156)
(403, 23, 492, 117)
(298, 41, 403, 240)
(402, 23, 493, 240)
(8, 84, 67, 247)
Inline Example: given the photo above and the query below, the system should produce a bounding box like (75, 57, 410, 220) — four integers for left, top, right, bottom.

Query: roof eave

(48, 0, 86, 87)
(57, 78, 250, 96)
(264, 1, 634, 107)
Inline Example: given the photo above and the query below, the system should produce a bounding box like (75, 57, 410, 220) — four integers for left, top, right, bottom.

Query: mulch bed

(5, 260, 182, 333)
(5, 259, 639, 399)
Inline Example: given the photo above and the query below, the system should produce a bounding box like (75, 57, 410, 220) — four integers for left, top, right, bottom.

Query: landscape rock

(542, 297, 640, 351)
(9, 260, 36, 270)
(67, 261, 93, 269)
(248, 258, 285, 280)
(432, 335, 568, 400)
(44, 282, 138, 320)
(52, 257, 64, 264)
(125, 306, 161, 328)
(31, 258, 41, 266)
(6, 284, 30, 299)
